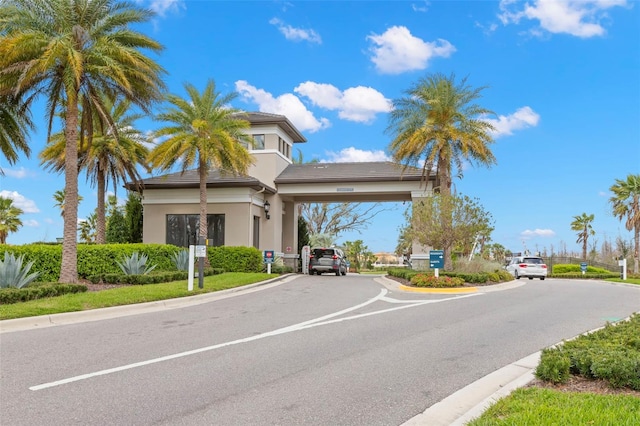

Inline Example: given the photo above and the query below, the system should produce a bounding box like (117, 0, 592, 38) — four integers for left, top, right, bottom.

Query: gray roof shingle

(275, 162, 433, 184)
(125, 169, 276, 193)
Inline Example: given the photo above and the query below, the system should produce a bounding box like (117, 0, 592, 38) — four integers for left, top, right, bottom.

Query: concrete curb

(402, 352, 540, 426)
(0, 274, 299, 334)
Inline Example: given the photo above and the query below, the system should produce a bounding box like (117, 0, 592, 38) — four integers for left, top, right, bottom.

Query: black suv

(309, 248, 348, 276)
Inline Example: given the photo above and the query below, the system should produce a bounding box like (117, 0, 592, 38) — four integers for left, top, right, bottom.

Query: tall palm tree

(0, 196, 23, 244)
(610, 174, 640, 273)
(41, 96, 150, 244)
(386, 73, 496, 269)
(571, 213, 595, 260)
(0, 93, 34, 172)
(0, 0, 165, 283)
(148, 80, 254, 244)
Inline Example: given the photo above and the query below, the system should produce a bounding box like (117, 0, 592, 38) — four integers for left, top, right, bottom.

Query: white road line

(31, 289, 388, 391)
(30, 289, 479, 391)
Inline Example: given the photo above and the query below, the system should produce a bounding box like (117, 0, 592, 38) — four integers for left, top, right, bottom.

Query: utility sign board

(429, 250, 444, 269)
(195, 245, 207, 258)
(580, 262, 588, 272)
(264, 250, 275, 264)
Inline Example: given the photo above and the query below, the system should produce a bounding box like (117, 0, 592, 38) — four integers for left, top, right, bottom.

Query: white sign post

(188, 245, 195, 291)
(618, 258, 627, 280)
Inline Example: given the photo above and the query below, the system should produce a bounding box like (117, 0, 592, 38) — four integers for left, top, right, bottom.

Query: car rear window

(524, 257, 544, 264)
(312, 249, 336, 258)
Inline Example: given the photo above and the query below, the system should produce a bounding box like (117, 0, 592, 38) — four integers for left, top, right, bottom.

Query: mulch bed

(526, 376, 640, 397)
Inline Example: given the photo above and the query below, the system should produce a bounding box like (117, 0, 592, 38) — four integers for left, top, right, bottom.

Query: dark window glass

(253, 134, 265, 150)
(166, 214, 225, 247)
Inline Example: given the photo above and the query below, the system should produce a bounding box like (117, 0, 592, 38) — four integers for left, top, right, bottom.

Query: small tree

(409, 194, 493, 270)
(125, 191, 144, 243)
(298, 216, 310, 251)
(78, 212, 97, 243)
(343, 239, 373, 272)
(106, 196, 128, 243)
(0, 196, 23, 244)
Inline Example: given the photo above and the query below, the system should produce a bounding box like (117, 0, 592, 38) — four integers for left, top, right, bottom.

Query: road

(1, 275, 638, 425)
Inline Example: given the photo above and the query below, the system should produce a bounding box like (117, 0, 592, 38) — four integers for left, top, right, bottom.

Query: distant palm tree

(78, 212, 97, 243)
(149, 80, 254, 244)
(53, 190, 83, 218)
(0, 93, 34, 172)
(0, 196, 23, 244)
(571, 213, 595, 260)
(386, 73, 496, 270)
(610, 174, 640, 273)
(41, 96, 150, 244)
(0, 0, 165, 283)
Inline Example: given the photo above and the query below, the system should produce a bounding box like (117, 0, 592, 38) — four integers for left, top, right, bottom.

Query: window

(253, 134, 265, 150)
(166, 214, 224, 247)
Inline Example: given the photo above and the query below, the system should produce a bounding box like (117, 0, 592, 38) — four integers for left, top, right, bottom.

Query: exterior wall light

(264, 200, 271, 219)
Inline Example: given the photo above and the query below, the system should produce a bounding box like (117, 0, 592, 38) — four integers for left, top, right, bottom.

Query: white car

(506, 256, 548, 280)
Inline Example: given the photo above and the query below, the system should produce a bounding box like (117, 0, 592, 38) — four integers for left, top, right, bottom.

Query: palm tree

(610, 174, 640, 273)
(148, 80, 254, 244)
(53, 189, 83, 218)
(0, 0, 165, 283)
(386, 73, 496, 270)
(78, 212, 97, 243)
(571, 213, 595, 260)
(41, 96, 150, 244)
(0, 93, 34, 172)
(0, 196, 23, 244)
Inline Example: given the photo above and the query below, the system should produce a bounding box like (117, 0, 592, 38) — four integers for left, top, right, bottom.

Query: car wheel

(528, 277, 533, 280)
(515, 271, 520, 279)
(335, 270, 340, 276)
(540, 277, 545, 280)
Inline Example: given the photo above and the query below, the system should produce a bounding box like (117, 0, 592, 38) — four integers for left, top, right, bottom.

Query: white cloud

(322, 147, 391, 163)
(269, 18, 322, 44)
(412, 1, 429, 13)
(235, 80, 330, 133)
(24, 219, 39, 227)
(1, 167, 34, 178)
(0, 190, 40, 213)
(498, 0, 628, 38)
(148, 0, 185, 17)
(485, 106, 540, 137)
(367, 26, 455, 74)
(295, 82, 393, 123)
(521, 229, 556, 238)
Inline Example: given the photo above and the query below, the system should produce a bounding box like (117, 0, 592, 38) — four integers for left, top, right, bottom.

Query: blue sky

(2, 0, 639, 256)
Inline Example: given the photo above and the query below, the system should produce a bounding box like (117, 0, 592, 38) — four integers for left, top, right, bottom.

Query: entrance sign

(580, 262, 587, 274)
(430, 250, 444, 269)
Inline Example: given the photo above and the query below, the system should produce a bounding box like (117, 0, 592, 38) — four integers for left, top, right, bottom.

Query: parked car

(309, 247, 348, 276)
(505, 256, 547, 280)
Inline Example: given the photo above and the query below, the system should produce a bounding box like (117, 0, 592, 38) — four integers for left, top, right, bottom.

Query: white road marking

(30, 289, 479, 391)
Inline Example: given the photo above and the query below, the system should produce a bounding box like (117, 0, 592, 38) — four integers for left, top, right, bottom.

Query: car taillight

(542, 265, 547, 269)
(332, 255, 338, 259)
(519, 264, 527, 268)
(309, 255, 314, 259)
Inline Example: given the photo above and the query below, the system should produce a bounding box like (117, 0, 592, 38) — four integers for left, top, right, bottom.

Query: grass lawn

(0, 272, 276, 320)
(468, 387, 640, 425)
(607, 277, 640, 285)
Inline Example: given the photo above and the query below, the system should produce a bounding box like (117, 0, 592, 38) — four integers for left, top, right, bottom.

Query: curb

(398, 284, 478, 294)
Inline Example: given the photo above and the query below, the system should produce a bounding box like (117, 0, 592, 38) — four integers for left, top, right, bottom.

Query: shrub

(410, 273, 465, 288)
(0, 251, 41, 288)
(116, 252, 157, 275)
(207, 246, 262, 272)
(552, 264, 611, 274)
(535, 347, 571, 384)
(0, 283, 87, 304)
(171, 249, 191, 271)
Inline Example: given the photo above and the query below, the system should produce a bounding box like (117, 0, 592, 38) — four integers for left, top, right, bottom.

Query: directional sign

(264, 250, 275, 264)
(580, 262, 587, 272)
(429, 250, 444, 269)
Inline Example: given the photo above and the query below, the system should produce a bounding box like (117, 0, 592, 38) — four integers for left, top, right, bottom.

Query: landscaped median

(468, 314, 640, 425)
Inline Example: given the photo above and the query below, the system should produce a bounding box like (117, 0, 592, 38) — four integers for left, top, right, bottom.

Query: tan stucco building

(131, 112, 435, 270)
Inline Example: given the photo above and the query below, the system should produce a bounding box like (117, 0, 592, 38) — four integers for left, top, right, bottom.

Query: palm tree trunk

(60, 98, 79, 283)
(198, 159, 208, 242)
(582, 233, 588, 260)
(634, 226, 639, 274)
(438, 159, 454, 270)
(96, 168, 106, 244)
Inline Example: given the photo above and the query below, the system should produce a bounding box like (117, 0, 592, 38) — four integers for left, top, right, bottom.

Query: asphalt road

(1, 275, 638, 425)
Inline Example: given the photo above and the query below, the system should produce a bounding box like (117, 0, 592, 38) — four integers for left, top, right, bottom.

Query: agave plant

(0, 251, 41, 288)
(171, 249, 191, 271)
(116, 252, 157, 275)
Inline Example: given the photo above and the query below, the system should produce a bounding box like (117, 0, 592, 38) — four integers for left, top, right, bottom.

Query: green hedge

(552, 264, 611, 274)
(387, 268, 513, 285)
(207, 246, 263, 273)
(0, 283, 87, 304)
(535, 314, 640, 390)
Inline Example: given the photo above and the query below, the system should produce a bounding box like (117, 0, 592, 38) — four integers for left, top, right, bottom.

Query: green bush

(537, 315, 640, 390)
(410, 273, 465, 288)
(207, 246, 263, 272)
(552, 264, 612, 274)
(0, 283, 87, 304)
(535, 347, 571, 384)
